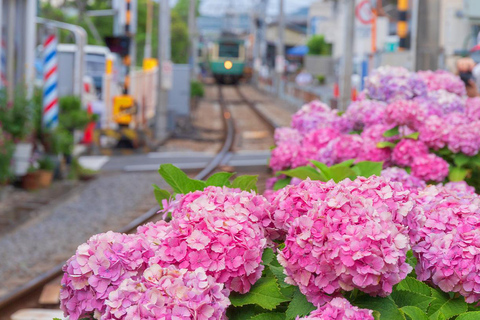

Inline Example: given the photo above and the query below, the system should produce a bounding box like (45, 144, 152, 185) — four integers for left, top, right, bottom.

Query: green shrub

(191, 81, 205, 98)
(307, 35, 332, 56)
(38, 156, 56, 171)
(0, 89, 33, 140)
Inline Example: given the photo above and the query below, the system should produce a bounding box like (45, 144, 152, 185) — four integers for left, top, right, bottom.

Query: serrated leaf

(456, 311, 480, 320)
(449, 167, 469, 182)
(428, 289, 467, 320)
(268, 265, 290, 288)
(152, 184, 171, 207)
(279, 166, 325, 181)
(391, 290, 435, 312)
(262, 248, 275, 265)
(353, 296, 406, 320)
(453, 153, 470, 168)
(229, 270, 288, 310)
(377, 141, 397, 148)
(286, 287, 316, 320)
(273, 178, 291, 191)
(354, 161, 383, 178)
(158, 164, 206, 193)
(309, 160, 331, 180)
(206, 172, 235, 186)
(227, 305, 267, 320)
(249, 313, 285, 320)
(396, 277, 432, 297)
(404, 132, 420, 140)
(231, 175, 258, 192)
(384, 126, 400, 137)
(401, 306, 429, 320)
(331, 159, 355, 168)
(405, 251, 418, 271)
(329, 166, 357, 183)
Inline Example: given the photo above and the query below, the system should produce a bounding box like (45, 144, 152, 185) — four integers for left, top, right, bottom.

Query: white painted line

(78, 156, 110, 171)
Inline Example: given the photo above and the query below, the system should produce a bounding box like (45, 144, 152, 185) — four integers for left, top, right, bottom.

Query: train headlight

(224, 60, 233, 70)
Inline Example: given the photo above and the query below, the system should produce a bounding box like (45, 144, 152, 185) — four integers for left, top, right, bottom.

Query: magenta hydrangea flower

(278, 176, 414, 306)
(301, 128, 341, 164)
(446, 122, 480, 156)
(328, 134, 364, 164)
(291, 100, 337, 134)
(442, 181, 476, 196)
(296, 297, 374, 320)
(102, 265, 230, 320)
(466, 97, 480, 120)
(418, 115, 450, 150)
(60, 232, 154, 320)
(361, 124, 395, 142)
(148, 187, 268, 294)
(413, 187, 480, 303)
(267, 179, 337, 241)
(344, 100, 387, 130)
(364, 66, 427, 102)
(270, 142, 306, 172)
(411, 154, 449, 182)
(356, 139, 391, 165)
(274, 127, 303, 144)
(381, 167, 426, 191)
(392, 139, 429, 167)
(417, 70, 466, 96)
(385, 100, 426, 130)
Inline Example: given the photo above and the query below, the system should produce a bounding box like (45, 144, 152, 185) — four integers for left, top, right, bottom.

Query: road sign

(355, 0, 373, 25)
(161, 60, 173, 90)
(105, 36, 131, 57)
(113, 95, 135, 125)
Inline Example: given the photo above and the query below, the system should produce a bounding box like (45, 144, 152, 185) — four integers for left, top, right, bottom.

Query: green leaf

(354, 161, 383, 178)
(331, 159, 355, 168)
(268, 265, 290, 288)
(158, 164, 206, 193)
(285, 287, 316, 320)
(328, 166, 357, 183)
(152, 184, 171, 207)
(249, 313, 285, 320)
(273, 178, 291, 191)
(262, 248, 275, 265)
(353, 296, 406, 320)
(404, 132, 420, 140)
(309, 160, 331, 180)
(449, 167, 469, 182)
(377, 141, 397, 149)
(229, 270, 289, 310)
(227, 305, 267, 320)
(401, 306, 429, 320)
(384, 126, 400, 137)
(206, 172, 235, 186)
(231, 175, 258, 192)
(396, 277, 432, 298)
(456, 312, 480, 320)
(279, 166, 325, 181)
(453, 154, 471, 168)
(391, 290, 435, 312)
(405, 251, 418, 270)
(427, 289, 467, 320)
(280, 285, 295, 299)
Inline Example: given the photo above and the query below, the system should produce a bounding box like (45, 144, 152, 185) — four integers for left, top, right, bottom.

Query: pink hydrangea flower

(296, 297, 374, 320)
(411, 154, 449, 182)
(328, 134, 364, 163)
(291, 100, 338, 134)
(417, 70, 466, 96)
(60, 232, 154, 320)
(447, 122, 480, 156)
(102, 265, 230, 319)
(418, 115, 450, 150)
(413, 187, 480, 302)
(344, 100, 387, 130)
(385, 100, 426, 130)
(466, 97, 480, 120)
(270, 142, 306, 172)
(301, 128, 341, 164)
(381, 167, 426, 191)
(274, 127, 303, 144)
(356, 139, 391, 165)
(442, 181, 476, 196)
(148, 187, 268, 294)
(392, 139, 429, 167)
(278, 176, 414, 306)
(361, 124, 396, 142)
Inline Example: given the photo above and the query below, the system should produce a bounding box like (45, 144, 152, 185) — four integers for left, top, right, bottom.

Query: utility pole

(275, 0, 285, 96)
(414, 0, 440, 71)
(339, 0, 355, 112)
(188, 0, 198, 79)
(253, 0, 268, 85)
(155, 0, 171, 140)
(144, 0, 153, 59)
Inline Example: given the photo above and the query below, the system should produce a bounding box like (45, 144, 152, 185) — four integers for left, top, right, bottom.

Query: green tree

(173, 0, 200, 22)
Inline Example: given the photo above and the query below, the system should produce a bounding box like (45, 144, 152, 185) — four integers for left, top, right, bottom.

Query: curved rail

(234, 85, 278, 133)
(0, 85, 235, 313)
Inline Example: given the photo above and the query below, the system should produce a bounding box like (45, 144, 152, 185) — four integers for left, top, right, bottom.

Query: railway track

(0, 84, 275, 319)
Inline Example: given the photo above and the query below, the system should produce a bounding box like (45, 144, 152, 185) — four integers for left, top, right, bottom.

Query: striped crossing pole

(123, 0, 131, 94)
(0, 40, 7, 87)
(397, 0, 409, 50)
(43, 34, 59, 129)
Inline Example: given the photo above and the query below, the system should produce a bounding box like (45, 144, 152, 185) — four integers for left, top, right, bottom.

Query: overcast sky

(196, 0, 316, 16)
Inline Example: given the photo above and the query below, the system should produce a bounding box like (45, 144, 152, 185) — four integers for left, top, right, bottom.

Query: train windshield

(218, 42, 239, 58)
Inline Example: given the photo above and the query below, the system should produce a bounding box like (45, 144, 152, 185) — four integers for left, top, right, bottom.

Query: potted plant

(22, 165, 41, 191)
(305, 34, 334, 82)
(0, 125, 14, 186)
(37, 156, 55, 188)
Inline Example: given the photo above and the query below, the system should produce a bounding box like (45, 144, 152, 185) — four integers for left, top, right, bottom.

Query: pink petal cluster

(278, 176, 414, 306)
(343, 100, 387, 130)
(102, 265, 230, 320)
(302, 128, 341, 163)
(328, 134, 364, 163)
(392, 139, 429, 167)
(411, 154, 449, 182)
(418, 115, 450, 150)
(417, 70, 466, 96)
(385, 100, 426, 130)
(60, 232, 153, 320)
(356, 139, 392, 165)
(413, 186, 480, 302)
(466, 97, 480, 120)
(296, 297, 374, 320)
(148, 186, 268, 294)
(446, 122, 480, 156)
(381, 167, 426, 191)
(291, 100, 338, 135)
(274, 127, 303, 144)
(270, 142, 306, 172)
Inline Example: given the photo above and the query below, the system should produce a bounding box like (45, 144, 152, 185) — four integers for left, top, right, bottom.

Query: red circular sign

(355, 0, 373, 25)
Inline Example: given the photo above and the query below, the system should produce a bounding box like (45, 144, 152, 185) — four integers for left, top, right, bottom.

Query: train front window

(218, 43, 239, 58)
